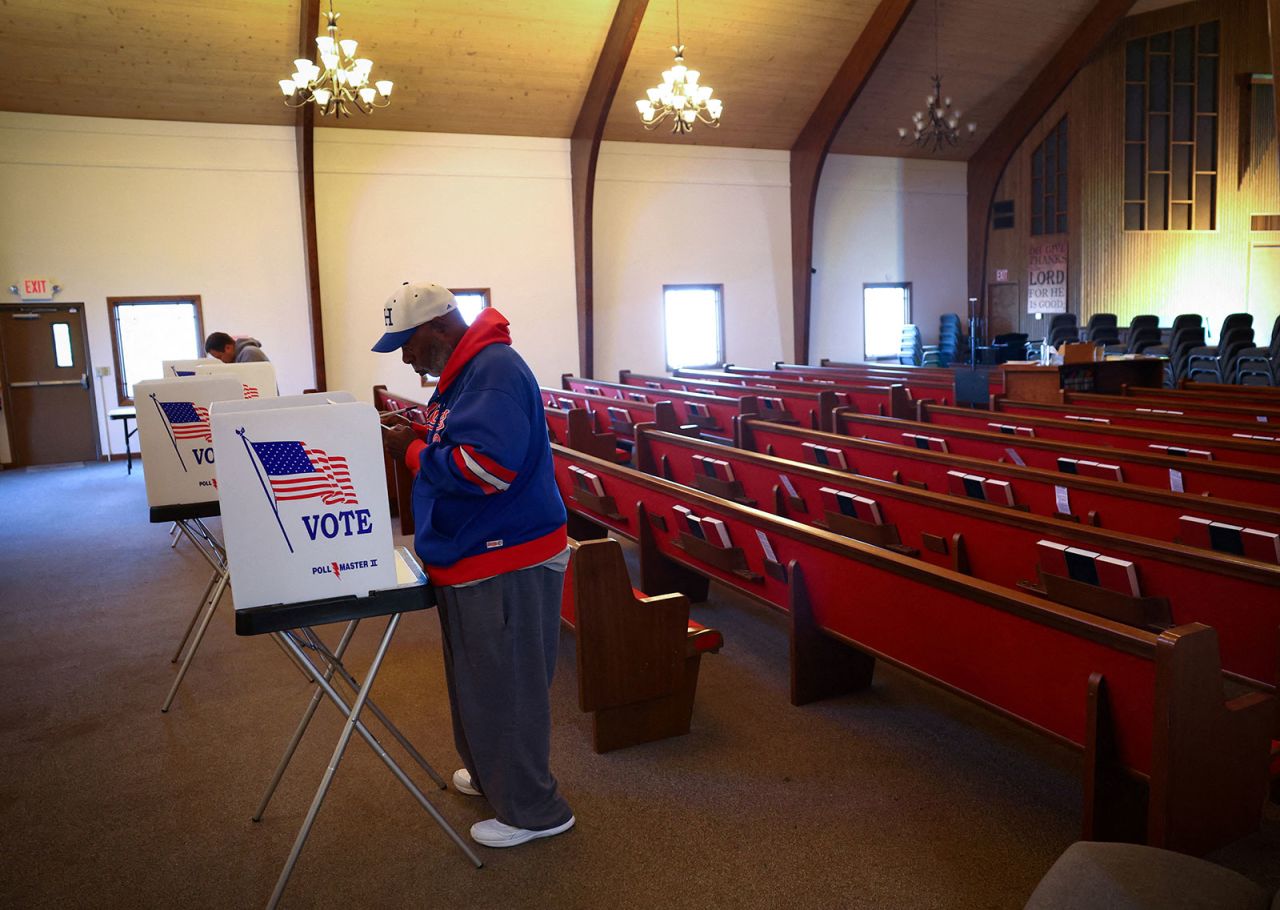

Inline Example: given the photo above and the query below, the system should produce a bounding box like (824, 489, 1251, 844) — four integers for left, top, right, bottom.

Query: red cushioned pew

(551, 443, 1273, 856)
(995, 398, 1280, 441)
(541, 387, 690, 460)
(562, 374, 741, 443)
(636, 423, 1280, 695)
(1065, 391, 1280, 424)
(919, 402, 1279, 469)
(561, 537, 722, 753)
(674, 367, 924, 417)
(737, 417, 1280, 543)
(617, 370, 838, 431)
(834, 409, 1280, 507)
(684, 365, 957, 409)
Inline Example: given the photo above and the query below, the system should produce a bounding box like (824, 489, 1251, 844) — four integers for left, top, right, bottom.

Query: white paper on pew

(134, 375, 242, 508)
(1169, 468, 1184, 493)
(1005, 447, 1025, 466)
(210, 400, 397, 609)
(1259, 416, 1269, 423)
(162, 359, 278, 400)
(1054, 485, 1070, 515)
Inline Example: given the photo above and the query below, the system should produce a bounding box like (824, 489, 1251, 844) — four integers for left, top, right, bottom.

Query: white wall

(592, 142, 793, 381)
(0, 113, 310, 458)
(811, 155, 967, 363)
(313, 129, 577, 399)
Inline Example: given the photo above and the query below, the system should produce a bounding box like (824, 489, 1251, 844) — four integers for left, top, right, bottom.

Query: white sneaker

(470, 815, 576, 848)
(452, 768, 482, 796)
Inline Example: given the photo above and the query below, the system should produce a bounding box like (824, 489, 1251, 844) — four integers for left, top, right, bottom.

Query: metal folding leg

(266, 616, 482, 909)
(254, 623, 447, 819)
(161, 518, 231, 712)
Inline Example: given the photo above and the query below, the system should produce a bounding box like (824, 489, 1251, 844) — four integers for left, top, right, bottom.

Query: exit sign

(15, 278, 57, 301)
(994, 268, 1009, 282)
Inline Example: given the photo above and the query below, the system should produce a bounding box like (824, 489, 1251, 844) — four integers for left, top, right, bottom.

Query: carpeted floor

(1, 461, 1276, 909)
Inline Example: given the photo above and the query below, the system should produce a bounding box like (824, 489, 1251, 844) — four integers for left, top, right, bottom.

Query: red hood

(437, 307, 512, 392)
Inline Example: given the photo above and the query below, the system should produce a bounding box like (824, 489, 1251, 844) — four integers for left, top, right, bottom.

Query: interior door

(0, 305, 99, 466)
(986, 282, 1021, 338)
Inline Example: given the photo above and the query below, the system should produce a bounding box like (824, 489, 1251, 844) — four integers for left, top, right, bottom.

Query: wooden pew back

(835, 408, 1280, 507)
(551, 443, 1272, 854)
(738, 417, 1280, 540)
(923, 402, 1280, 468)
(639, 424, 1280, 691)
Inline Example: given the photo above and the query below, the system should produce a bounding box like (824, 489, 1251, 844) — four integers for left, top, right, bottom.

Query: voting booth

(162, 358, 278, 400)
(134, 375, 250, 711)
(209, 394, 480, 907)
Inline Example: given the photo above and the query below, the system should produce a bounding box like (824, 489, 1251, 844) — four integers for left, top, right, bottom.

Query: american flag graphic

(242, 384, 260, 399)
(158, 401, 212, 441)
(250, 441, 358, 506)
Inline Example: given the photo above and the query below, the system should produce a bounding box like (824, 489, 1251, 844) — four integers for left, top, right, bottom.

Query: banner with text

(1027, 238, 1068, 314)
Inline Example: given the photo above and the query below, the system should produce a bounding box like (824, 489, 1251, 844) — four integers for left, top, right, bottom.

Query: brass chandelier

(636, 0, 722, 134)
(279, 1, 393, 117)
(897, 0, 975, 151)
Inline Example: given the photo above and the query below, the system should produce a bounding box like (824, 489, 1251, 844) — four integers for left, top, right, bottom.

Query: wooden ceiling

(0, 0, 1199, 157)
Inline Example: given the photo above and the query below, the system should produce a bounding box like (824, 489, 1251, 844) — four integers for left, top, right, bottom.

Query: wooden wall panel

(983, 0, 1280, 336)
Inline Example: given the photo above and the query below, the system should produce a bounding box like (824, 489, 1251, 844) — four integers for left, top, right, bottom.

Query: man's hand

(383, 424, 418, 463)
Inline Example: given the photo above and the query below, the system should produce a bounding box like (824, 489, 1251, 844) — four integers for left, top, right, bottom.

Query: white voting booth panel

(135, 376, 243, 508)
(163, 359, 278, 400)
(211, 398, 397, 609)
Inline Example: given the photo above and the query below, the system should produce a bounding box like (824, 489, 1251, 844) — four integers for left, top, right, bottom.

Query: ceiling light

(636, 0, 722, 134)
(279, 1, 392, 117)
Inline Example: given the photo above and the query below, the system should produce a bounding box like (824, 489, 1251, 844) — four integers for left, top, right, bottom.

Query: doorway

(986, 282, 1022, 338)
(0, 305, 99, 466)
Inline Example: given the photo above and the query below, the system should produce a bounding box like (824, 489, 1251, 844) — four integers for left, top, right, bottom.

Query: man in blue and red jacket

(376, 282, 574, 848)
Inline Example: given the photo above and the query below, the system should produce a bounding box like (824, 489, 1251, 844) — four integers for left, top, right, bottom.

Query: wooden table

(1000, 359, 1165, 404)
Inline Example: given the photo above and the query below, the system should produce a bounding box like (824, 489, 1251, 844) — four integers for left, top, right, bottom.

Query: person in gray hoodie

(204, 332, 268, 363)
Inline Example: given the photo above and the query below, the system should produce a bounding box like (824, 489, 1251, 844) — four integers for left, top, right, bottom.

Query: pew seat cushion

(1024, 842, 1272, 910)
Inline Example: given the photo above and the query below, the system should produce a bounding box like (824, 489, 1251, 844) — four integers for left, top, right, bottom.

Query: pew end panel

(563, 537, 721, 753)
(1148, 623, 1275, 856)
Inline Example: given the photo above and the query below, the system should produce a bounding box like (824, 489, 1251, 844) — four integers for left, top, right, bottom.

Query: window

(1124, 21, 1219, 231)
(662, 285, 723, 370)
(51, 323, 73, 368)
(863, 284, 911, 360)
(450, 288, 490, 325)
(1031, 118, 1068, 235)
(107, 296, 204, 403)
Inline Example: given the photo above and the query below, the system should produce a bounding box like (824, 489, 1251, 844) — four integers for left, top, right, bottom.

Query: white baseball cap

(371, 282, 458, 352)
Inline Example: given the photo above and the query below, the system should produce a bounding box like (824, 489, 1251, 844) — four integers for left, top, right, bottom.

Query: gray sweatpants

(433, 561, 573, 831)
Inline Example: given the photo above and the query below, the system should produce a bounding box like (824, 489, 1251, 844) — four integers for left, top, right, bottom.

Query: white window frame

(662, 284, 724, 372)
(862, 283, 912, 361)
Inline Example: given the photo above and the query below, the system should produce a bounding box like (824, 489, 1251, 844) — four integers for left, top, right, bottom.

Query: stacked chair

(1045, 313, 1080, 348)
(935, 313, 963, 366)
(1105, 314, 1161, 354)
(1186, 313, 1254, 384)
(1232, 314, 1280, 385)
(899, 324, 923, 366)
(1144, 314, 1204, 387)
(1084, 313, 1119, 346)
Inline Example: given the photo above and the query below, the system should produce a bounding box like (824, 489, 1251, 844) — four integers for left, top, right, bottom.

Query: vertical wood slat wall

(984, 0, 1279, 335)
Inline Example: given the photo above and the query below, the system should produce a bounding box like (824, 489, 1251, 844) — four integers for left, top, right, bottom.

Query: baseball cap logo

(371, 281, 458, 353)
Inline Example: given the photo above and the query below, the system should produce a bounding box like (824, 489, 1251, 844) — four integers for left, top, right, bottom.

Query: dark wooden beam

(571, 0, 649, 379)
(1268, 2, 1280, 180)
(966, 0, 1137, 321)
(790, 0, 917, 365)
(297, 0, 326, 391)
